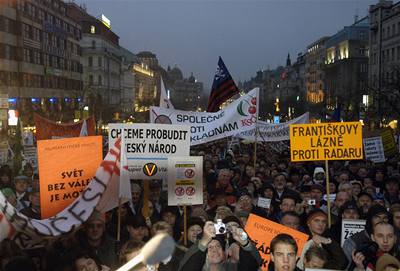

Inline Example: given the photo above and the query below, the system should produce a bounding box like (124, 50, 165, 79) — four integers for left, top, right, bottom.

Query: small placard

(257, 197, 271, 209)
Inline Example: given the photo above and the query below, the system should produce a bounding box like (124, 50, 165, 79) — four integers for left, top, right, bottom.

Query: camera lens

(219, 227, 225, 233)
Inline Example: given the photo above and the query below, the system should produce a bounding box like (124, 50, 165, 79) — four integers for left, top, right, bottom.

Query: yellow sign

(290, 122, 363, 162)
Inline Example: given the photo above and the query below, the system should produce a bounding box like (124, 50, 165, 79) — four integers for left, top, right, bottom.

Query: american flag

(207, 57, 240, 112)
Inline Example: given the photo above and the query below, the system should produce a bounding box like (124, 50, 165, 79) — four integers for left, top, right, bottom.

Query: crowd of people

(0, 139, 400, 271)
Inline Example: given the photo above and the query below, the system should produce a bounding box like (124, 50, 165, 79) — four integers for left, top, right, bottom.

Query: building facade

(67, 3, 128, 123)
(0, 0, 83, 124)
(369, 0, 400, 126)
(165, 66, 203, 111)
(324, 17, 369, 121)
(133, 51, 159, 123)
(305, 37, 329, 121)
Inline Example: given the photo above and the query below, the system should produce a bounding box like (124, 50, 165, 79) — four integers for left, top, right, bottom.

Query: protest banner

(0, 137, 125, 248)
(167, 156, 203, 206)
(380, 128, 397, 157)
(323, 193, 336, 203)
(108, 123, 190, 180)
(34, 113, 95, 140)
(290, 122, 363, 227)
(150, 88, 259, 146)
(37, 136, 102, 218)
(341, 219, 366, 246)
(239, 112, 309, 142)
(23, 146, 38, 168)
(22, 130, 34, 146)
(290, 122, 363, 162)
(245, 214, 309, 270)
(257, 197, 271, 209)
(363, 136, 385, 163)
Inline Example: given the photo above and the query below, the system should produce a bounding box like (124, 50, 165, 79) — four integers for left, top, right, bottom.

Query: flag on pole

(119, 129, 131, 200)
(79, 120, 88, 136)
(332, 104, 342, 122)
(159, 78, 174, 109)
(207, 57, 240, 112)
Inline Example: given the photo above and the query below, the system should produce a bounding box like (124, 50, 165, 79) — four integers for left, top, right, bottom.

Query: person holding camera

(296, 209, 348, 270)
(351, 222, 398, 271)
(343, 204, 392, 265)
(178, 220, 262, 271)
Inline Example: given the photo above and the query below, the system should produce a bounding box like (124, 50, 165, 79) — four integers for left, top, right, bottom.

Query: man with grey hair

(129, 182, 142, 215)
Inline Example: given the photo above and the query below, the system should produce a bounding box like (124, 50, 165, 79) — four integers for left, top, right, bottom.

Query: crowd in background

(0, 139, 400, 271)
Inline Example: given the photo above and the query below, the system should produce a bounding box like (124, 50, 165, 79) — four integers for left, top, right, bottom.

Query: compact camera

(308, 199, 316, 205)
(214, 219, 248, 241)
(214, 219, 226, 234)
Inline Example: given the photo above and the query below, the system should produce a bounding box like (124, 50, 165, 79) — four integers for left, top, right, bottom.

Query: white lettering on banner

(341, 219, 366, 246)
(150, 88, 259, 146)
(108, 124, 190, 180)
(239, 112, 309, 142)
(0, 138, 124, 248)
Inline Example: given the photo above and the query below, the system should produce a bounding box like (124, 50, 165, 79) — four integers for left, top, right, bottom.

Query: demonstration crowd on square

(0, 140, 400, 271)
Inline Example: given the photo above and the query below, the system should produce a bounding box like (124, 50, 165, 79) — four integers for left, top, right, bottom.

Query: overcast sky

(74, 0, 377, 90)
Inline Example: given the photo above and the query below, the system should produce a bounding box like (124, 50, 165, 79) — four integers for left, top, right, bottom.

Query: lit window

(90, 25, 95, 34)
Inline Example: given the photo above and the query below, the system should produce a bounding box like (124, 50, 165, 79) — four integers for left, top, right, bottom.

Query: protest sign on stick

(290, 122, 363, 227)
(37, 136, 102, 218)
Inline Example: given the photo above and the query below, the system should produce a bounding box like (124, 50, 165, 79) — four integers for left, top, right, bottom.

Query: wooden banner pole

(325, 160, 332, 228)
(183, 205, 188, 246)
(142, 179, 150, 219)
(117, 198, 122, 241)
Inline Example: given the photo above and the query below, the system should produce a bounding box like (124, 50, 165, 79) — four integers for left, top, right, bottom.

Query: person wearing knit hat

(329, 201, 361, 244)
(310, 184, 326, 209)
(306, 209, 328, 236)
(384, 177, 399, 205)
(125, 215, 148, 243)
(297, 209, 348, 270)
(358, 191, 374, 219)
(180, 217, 205, 248)
(77, 209, 118, 268)
(340, 201, 361, 220)
(313, 167, 325, 185)
(376, 253, 400, 271)
(87, 210, 106, 224)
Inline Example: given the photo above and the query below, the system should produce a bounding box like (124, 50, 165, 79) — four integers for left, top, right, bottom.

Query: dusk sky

(75, 0, 377, 90)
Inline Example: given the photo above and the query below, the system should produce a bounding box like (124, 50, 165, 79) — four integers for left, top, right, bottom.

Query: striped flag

(207, 57, 240, 112)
